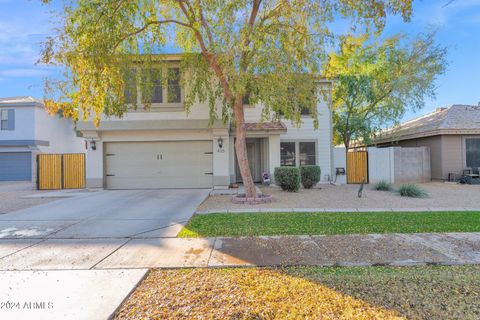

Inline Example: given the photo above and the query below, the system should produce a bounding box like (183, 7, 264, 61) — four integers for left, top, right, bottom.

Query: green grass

(178, 211, 480, 237)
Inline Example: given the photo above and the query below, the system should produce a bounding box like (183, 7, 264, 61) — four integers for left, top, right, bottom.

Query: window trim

(0, 109, 9, 131)
(463, 135, 480, 168)
(128, 65, 185, 111)
(280, 139, 318, 167)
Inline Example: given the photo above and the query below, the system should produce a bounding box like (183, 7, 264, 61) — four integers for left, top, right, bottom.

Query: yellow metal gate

(347, 151, 369, 184)
(38, 153, 85, 190)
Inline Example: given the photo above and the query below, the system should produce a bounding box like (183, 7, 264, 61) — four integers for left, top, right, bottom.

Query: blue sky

(0, 0, 479, 121)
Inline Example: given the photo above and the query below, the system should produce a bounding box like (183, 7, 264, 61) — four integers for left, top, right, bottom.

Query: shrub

(398, 184, 428, 198)
(374, 180, 391, 191)
(274, 167, 301, 192)
(300, 165, 321, 189)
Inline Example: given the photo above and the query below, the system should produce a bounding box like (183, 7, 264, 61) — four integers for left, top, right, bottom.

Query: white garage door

(105, 141, 213, 189)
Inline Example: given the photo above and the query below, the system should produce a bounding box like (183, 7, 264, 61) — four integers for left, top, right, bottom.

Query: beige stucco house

(374, 105, 480, 180)
(77, 57, 334, 189)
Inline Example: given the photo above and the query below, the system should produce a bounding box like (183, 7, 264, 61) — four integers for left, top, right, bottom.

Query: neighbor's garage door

(0, 152, 32, 181)
(105, 141, 213, 189)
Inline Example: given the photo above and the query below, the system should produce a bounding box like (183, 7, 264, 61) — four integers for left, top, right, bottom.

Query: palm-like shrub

(398, 184, 428, 198)
(374, 180, 391, 191)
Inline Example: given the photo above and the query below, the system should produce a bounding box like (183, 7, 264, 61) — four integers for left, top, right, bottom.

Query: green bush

(300, 165, 321, 189)
(374, 180, 391, 191)
(274, 167, 301, 192)
(398, 184, 428, 198)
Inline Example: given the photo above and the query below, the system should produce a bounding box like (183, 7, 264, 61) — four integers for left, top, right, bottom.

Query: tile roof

(243, 122, 287, 131)
(375, 105, 480, 142)
(0, 96, 43, 106)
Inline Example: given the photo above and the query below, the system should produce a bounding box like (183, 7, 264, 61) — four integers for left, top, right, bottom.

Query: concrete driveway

(0, 189, 209, 270)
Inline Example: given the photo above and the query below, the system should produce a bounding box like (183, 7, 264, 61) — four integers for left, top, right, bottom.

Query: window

(280, 142, 296, 166)
(1, 109, 9, 130)
(167, 68, 181, 103)
(281, 141, 317, 166)
(466, 138, 480, 168)
(299, 142, 316, 165)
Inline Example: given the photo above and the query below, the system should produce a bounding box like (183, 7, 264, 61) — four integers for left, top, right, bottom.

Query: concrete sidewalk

(1, 232, 478, 270)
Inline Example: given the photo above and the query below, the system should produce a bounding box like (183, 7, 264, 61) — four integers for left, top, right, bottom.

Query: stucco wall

(393, 147, 431, 183)
(332, 147, 346, 184)
(367, 147, 394, 184)
(441, 135, 463, 179)
(378, 136, 442, 180)
(0, 107, 35, 140)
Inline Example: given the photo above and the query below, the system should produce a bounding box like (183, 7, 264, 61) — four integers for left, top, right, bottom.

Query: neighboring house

(76, 56, 334, 189)
(373, 105, 480, 180)
(0, 97, 85, 183)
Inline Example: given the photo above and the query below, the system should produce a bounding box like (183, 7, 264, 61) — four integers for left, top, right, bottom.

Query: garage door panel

(0, 152, 32, 181)
(105, 141, 213, 189)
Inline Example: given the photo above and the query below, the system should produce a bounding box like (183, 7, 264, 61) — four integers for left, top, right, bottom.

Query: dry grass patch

(115, 266, 480, 320)
(115, 268, 403, 320)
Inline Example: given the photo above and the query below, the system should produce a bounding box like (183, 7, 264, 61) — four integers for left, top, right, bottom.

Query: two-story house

(0, 96, 84, 183)
(76, 56, 334, 189)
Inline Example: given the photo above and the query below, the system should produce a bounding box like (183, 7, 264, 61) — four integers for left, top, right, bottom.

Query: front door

(236, 140, 261, 182)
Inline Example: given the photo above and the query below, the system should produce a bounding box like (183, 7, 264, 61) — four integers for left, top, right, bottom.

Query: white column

(212, 129, 230, 188)
(268, 135, 280, 182)
(83, 131, 103, 188)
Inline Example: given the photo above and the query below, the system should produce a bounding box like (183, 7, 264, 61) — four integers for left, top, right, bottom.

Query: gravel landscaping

(198, 182, 480, 211)
(0, 182, 59, 214)
(114, 266, 480, 320)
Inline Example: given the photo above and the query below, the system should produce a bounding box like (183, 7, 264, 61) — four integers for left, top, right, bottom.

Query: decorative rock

(231, 194, 274, 204)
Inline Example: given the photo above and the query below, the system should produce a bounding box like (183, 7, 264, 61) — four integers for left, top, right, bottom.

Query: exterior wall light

(90, 139, 97, 150)
(217, 137, 223, 149)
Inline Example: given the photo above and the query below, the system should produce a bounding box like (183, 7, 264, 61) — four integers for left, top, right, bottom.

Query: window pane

(167, 68, 181, 103)
(142, 69, 162, 103)
(466, 138, 480, 168)
(280, 142, 296, 166)
(123, 69, 137, 104)
(1, 109, 8, 120)
(1, 120, 7, 130)
(299, 142, 316, 165)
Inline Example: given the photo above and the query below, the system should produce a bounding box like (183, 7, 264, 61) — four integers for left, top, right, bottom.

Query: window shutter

(7, 109, 14, 130)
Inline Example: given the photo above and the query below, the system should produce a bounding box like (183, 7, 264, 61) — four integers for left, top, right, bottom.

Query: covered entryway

(0, 152, 32, 181)
(105, 141, 213, 189)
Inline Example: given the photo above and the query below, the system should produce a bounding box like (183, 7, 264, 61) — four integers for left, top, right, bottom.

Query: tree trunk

(233, 97, 257, 199)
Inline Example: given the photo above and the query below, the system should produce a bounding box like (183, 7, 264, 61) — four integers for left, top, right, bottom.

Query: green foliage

(39, 1, 414, 126)
(178, 211, 480, 237)
(300, 165, 321, 189)
(274, 167, 301, 192)
(324, 32, 447, 149)
(398, 184, 428, 198)
(373, 180, 391, 191)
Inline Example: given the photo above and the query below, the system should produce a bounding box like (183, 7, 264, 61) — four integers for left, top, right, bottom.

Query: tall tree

(40, 0, 413, 200)
(323, 32, 447, 149)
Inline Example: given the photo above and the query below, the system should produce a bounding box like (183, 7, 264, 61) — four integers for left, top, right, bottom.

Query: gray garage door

(105, 141, 213, 189)
(0, 152, 32, 181)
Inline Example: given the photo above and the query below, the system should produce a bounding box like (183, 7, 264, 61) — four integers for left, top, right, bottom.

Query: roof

(0, 96, 43, 107)
(375, 105, 480, 143)
(243, 122, 287, 132)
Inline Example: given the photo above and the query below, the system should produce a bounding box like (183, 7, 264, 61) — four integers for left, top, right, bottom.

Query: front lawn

(114, 266, 480, 320)
(178, 211, 480, 237)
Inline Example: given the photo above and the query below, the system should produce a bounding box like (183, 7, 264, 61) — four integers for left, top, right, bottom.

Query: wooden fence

(347, 151, 369, 184)
(37, 153, 85, 190)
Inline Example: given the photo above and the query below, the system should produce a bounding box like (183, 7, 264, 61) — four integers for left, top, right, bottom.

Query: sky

(0, 0, 479, 121)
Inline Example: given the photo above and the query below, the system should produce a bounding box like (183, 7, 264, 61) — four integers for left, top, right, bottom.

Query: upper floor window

(141, 67, 182, 105)
(466, 138, 480, 168)
(0, 109, 13, 131)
